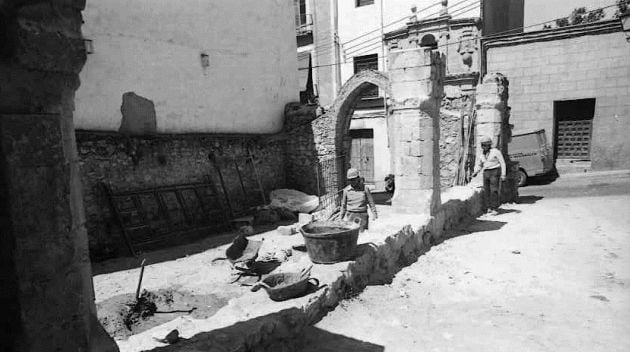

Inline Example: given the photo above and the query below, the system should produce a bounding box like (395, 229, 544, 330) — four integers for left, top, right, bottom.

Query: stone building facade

(385, 15, 482, 187)
(296, 0, 481, 189)
(77, 0, 298, 134)
(484, 19, 630, 172)
(69, 0, 299, 260)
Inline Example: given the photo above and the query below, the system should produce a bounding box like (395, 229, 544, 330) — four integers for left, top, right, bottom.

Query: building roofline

(384, 16, 480, 41)
(483, 19, 622, 49)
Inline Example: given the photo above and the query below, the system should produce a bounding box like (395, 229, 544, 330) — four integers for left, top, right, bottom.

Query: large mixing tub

(299, 221, 360, 264)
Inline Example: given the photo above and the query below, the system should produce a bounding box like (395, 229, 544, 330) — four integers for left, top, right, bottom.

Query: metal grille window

(353, 54, 379, 98)
(554, 99, 595, 160)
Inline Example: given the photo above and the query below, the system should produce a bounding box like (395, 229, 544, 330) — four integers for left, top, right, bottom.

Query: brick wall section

(486, 26, 630, 170)
(77, 131, 286, 260)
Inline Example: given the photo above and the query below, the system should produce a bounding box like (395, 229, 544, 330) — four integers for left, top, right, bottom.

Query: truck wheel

(517, 169, 527, 187)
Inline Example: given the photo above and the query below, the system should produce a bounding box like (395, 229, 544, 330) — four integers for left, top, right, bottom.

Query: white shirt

(474, 148, 506, 177)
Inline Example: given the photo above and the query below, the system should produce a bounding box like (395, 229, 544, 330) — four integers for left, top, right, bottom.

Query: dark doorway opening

(553, 98, 595, 160)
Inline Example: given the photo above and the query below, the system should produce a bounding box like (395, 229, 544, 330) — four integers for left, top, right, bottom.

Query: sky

(524, 0, 620, 29)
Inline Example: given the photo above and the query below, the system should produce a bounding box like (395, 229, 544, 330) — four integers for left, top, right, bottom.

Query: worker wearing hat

(340, 168, 378, 231)
(472, 135, 506, 215)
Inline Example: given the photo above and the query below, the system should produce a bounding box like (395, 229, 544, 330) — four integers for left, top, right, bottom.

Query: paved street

(297, 174, 630, 352)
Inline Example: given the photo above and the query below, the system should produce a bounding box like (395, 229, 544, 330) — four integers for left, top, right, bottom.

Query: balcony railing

(296, 14, 313, 35)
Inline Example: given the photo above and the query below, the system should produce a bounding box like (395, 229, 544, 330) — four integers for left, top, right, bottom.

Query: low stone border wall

(117, 186, 484, 352)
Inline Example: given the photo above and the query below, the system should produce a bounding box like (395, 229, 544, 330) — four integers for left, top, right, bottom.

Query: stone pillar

(0, 1, 118, 351)
(474, 73, 518, 202)
(388, 49, 445, 215)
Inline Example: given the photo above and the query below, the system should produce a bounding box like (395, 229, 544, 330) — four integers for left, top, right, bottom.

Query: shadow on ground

(496, 208, 521, 215)
(517, 195, 544, 204)
(444, 218, 508, 241)
(145, 308, 385, 352)
(297, 327, 385, 352)
(522, 167, 559, 186)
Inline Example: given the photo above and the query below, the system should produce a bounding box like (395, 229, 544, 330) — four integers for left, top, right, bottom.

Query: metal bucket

(299, 221, 360, 264)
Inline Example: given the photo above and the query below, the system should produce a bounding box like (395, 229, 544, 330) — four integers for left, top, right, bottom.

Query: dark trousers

(344, 211, 369, 232)
(483, 168, 501, 210)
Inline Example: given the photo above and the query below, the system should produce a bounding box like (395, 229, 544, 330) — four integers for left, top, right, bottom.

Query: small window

(356, 0, 375, 7)
(353, 54, 379, 98)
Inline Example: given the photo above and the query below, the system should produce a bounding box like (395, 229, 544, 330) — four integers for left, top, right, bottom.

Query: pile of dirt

(97, 288, 229, 340)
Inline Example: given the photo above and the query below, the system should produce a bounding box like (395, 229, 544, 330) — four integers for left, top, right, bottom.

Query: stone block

(15, 21, 86, 74)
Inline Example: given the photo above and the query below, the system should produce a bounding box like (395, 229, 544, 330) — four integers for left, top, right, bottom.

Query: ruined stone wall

(439, 94, 474, 188)
(283, 103, 337, 196)
(486, 24, 630, 170)
(77, 132, 286, 260)
(439, 111, 461, 188)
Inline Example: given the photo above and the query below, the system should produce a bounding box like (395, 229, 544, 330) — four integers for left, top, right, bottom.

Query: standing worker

(472, 136, 506, 215)
(340, 168, 378, 231)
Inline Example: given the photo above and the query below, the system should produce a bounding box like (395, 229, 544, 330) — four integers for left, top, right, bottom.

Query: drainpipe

(380, 0, 386, 70)
(332, 0, 342, 95)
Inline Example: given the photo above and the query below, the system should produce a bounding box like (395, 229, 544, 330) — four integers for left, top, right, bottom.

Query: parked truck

(509, 129, 555, 186)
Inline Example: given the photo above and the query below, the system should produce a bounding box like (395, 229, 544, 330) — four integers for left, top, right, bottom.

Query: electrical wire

(346, 0, 481, 57)
(310, 0, 478, 61)
(301, 2, 619, 71)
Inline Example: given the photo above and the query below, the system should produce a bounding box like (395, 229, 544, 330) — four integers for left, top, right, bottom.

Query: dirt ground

(297, 190, 630, 351)
(92, 221, 307, 343)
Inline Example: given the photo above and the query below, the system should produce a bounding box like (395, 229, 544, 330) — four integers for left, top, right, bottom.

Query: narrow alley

(297, 175, 630, 352)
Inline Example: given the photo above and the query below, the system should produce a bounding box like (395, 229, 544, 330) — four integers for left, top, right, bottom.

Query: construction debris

(269, 189, 319, 213)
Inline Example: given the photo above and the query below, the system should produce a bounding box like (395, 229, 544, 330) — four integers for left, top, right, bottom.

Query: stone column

(0, 1, 118, 351)
(474, 73, 518, 202)
(388, 49, 445, 215)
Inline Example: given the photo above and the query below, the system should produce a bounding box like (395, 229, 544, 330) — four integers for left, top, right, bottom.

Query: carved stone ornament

(457, 29, 476, 70)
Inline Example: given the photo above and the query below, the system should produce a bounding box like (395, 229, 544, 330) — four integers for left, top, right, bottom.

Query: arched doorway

(327, 69, 391, 191)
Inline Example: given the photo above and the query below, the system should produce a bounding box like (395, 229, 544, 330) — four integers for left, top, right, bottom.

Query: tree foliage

(543, 1, 630, 30)
(614, 0, 629, 17)
(555, 7, 605, 27)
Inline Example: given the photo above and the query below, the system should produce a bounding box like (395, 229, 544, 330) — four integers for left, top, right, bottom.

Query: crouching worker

(340, 168, 378, 231)
(472, 135, 506, 215)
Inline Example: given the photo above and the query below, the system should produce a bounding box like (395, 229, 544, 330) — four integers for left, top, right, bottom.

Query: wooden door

(349, 129, 374, 183)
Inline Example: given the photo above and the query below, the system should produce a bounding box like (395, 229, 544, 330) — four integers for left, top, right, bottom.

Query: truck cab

(509, 129, 554, 186)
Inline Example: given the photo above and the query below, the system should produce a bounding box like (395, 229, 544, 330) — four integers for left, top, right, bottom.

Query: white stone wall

(486, 30, 630, 170)
(337, 0, 480, 85)
(75, 0, 299, 134)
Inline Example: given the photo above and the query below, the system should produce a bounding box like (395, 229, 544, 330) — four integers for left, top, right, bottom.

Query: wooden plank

(361, 137, 374, 182)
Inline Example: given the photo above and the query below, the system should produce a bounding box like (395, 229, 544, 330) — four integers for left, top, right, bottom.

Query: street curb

(558, 169, 630, 179)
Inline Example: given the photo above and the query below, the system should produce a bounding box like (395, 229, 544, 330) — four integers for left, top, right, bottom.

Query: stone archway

(330, 50, 445, 213)
(284, 50, 445, 214)
(324, 70, 391, 191)
(329, 69, 391, 157)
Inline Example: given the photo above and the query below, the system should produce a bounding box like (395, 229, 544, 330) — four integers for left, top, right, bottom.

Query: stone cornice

(449, 17, 481, 29)
(385, 16, 480, 41)
(444, 72, 480, 85)
(483, 19, 622, 49)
